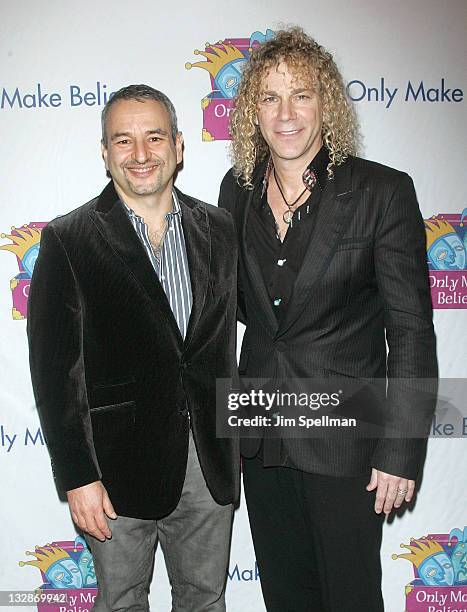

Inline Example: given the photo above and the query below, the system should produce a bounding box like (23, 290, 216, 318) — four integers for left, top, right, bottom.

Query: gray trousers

(86, 431, 234, 611)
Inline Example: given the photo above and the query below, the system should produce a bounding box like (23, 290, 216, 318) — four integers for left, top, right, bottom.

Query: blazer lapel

(241, 175, 278, 337)
(89, 181, 182, 342)
(178, 190, 210, 349)
(278, 159, 355, 337)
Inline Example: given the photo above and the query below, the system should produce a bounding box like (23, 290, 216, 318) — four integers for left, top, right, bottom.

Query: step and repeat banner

(1, 1, 466, 610)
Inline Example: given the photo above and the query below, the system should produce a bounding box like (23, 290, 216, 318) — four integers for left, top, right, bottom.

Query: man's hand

(67, 481, 117, 541)
(366, 468, 415, 515)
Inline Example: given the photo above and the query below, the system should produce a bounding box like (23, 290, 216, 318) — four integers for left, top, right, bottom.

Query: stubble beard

(124, 161, 165, 196)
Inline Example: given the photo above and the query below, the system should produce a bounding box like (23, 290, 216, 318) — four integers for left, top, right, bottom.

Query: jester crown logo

(185, 29, 274, 141)
(425, 208, 467, 271)
(392, 527, 467, 587)
(0, 222, 46, 319)
(19, 538, 97, 589)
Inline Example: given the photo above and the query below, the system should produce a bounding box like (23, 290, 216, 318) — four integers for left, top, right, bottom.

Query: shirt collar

(261, 145, 330, 198)
(121, 189, 181, 221)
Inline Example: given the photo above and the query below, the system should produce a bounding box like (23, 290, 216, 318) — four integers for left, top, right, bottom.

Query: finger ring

(397, 488, 408, 495)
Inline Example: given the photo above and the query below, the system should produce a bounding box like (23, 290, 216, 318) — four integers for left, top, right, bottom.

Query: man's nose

(278, 98, 296, 121)
(133, 139, 150, 163)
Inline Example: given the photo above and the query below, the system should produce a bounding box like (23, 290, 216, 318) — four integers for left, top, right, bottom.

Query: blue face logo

(21, 244, 40, 277)
(452, 542, 467, 584)
(214, 59, 246, 98)
(74, 536, 97, 586)
(45, 558, 83, 589)
(419, 552, 455, 586)
(427, 233, 466, 270)
(77, 550, 96, 587)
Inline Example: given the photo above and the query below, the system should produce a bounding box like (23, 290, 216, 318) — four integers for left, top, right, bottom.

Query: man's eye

(117, 139, 129, 145)
(261, 96, 276, 104)
(149, 136, 162, 142)
(295, 94, 310, 101)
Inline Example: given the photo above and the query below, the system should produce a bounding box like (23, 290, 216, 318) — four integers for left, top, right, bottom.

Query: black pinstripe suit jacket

(219, 155, 438, 480)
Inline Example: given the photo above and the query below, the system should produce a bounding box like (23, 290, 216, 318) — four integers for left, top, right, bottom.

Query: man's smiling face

(102, 98, 182, 206)
(256, 61, 323, 168)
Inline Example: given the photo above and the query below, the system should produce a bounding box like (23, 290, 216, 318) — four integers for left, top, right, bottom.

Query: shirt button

(273, 298, 282, 306)
(277, 259, 287, 266)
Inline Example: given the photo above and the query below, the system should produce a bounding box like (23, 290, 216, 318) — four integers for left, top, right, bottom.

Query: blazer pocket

(90, 400, 135, 414)
(335, 238, 374, 251)
(90, 400, 136, 451)
(90, 376, 136, 409)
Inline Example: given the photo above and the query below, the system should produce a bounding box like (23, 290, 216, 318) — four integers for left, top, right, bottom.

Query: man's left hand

(366, 468, 415, 515)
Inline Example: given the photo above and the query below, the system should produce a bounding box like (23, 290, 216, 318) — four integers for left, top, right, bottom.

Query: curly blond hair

(230, 26, 359, 188)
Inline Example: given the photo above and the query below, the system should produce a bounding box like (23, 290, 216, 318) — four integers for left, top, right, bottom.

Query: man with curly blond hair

(218, 27, 437, 611)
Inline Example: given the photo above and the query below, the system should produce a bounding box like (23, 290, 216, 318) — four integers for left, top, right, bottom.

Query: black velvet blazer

(219, 156, 438, 481)
(27, 182, 239, 519)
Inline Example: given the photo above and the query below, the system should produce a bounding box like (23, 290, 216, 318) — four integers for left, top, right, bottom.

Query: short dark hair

(101, 84, 179, 144)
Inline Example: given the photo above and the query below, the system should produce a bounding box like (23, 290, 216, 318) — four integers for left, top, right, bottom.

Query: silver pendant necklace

(273, 168, 307, 224)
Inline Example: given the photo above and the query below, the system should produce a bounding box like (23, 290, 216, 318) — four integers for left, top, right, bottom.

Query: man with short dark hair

(28, 84, 239, 611)
(219, 28, 437, 611)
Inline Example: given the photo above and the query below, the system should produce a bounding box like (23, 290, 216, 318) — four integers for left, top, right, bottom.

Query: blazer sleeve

(370, 173, 438, 479)
(218, 169, 247, 325)
(27, 224, 102, 491)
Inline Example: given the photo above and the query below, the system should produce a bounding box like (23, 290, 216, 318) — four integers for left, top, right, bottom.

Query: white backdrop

(1, 1, 466, 610)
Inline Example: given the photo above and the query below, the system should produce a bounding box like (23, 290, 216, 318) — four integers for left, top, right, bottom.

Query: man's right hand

(67, 481, 117, 541)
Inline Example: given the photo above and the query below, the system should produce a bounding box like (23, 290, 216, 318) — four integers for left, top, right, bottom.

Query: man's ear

(175, 132, 184, 165)
(101, 141, 109, 170)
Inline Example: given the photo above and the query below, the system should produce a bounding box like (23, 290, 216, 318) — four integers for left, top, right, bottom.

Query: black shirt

(247, 145, 330, 466)
(248, 146, 330, 321)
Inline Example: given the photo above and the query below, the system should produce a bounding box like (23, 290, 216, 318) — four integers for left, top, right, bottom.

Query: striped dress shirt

(122, 191, 193, 339)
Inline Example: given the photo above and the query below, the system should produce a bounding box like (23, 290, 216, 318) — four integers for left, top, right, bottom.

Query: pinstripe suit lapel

(277, 159, 355, 338)
(241, 181, 279, 337)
